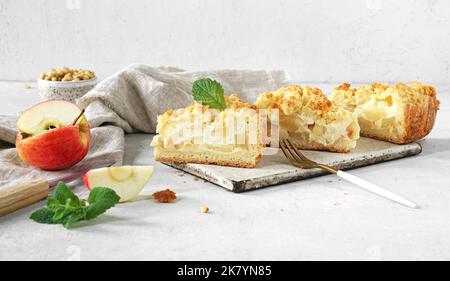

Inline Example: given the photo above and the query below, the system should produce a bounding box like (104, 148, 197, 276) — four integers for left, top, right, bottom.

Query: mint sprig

(30, 182, 120, 229)
(192, 78, 227, 110)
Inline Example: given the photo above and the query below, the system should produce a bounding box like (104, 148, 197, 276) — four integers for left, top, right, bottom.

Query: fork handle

(336, 170, 418, 209)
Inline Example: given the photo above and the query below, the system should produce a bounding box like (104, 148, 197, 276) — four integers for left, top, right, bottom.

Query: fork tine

(280, 140, 300, 163)
(285, 139, 313, 163)
(286, 139, 337, 174)
(281, 139, 303, 163)
(279, 140, 294, 161)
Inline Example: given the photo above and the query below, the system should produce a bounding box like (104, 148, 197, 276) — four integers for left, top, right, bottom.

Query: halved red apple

(83, 166, 154, 202)
(15, 100, 90, 170)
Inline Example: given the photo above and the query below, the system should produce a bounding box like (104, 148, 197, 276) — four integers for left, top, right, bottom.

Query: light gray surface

(0, 82, 449, 261)
(1, 0, 450, 83)
(168, 139, 421, 192)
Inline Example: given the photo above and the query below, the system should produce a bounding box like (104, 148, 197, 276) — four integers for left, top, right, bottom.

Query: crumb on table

(152, 189, 176, 203)
(201, 207, 209, 213)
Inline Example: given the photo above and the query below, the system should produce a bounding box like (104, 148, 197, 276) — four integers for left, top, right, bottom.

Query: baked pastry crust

(151, 94, 264, 168)
(256, 85, 360, 153)
(153, 149, 263, 168)
(331, 82, 439, 144)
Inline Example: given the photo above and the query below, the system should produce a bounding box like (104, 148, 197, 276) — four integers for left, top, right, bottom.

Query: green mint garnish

(192, 78, 227, 110)
(30, 181, 120, 229)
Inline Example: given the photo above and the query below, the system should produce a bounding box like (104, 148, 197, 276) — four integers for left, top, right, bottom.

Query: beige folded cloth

(77, 64, 289, 133)
(0, 64, 289, 190)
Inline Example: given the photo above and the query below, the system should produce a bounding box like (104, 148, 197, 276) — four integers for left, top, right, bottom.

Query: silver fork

(279, 139, 418, 208)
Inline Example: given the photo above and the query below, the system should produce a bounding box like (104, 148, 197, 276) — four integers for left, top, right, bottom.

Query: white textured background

(1, 0, 450, 83)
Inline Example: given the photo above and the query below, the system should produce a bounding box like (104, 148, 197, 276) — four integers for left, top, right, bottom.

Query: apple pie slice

(151, 93, 264, 168)
(256, 85, 360, 153)
(330, 82, 439, 144)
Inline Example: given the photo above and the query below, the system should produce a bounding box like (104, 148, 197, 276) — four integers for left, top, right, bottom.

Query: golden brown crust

(255, 85, 357, 126)
(332, 81, 440, 144)
(335, 83, 352, 91)
(166, 93, 255, 118)
(256, 85, 333, 114)
(334, 81, 439, 104)
(226, 93, 257, 110)
(291, 139, 351, 153)
(359, 93, 438, 144)
(400, 94, 438, 144)
(359, 131, 402, 144)
(156, 155, 261, 168)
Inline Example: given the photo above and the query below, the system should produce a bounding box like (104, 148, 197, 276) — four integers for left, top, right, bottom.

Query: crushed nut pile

(40, 66, 95, 82)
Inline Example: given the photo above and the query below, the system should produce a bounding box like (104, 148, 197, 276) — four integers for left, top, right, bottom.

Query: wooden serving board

(0, 181, 49, 217)
(165, 137, 422, 193)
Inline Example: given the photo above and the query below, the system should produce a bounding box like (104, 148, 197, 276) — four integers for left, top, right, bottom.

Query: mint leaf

(30, 208, 56, 224)
(45, 182, 86, 228)
(61, 208, 87, 229)
(192, 78, 226, 110)
(86, 187, 120, 220)
(52, 182, 83, 208)
(30, 182, 119, 229)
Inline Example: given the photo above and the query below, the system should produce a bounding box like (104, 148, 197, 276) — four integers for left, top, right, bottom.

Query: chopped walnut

(152, 189, 176, 203)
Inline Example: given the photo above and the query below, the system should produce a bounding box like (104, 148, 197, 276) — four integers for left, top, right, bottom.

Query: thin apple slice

(83, 166, 154, 202)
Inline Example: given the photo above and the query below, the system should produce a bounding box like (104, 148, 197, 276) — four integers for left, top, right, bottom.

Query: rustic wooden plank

(0, 181, 49, 217)
(166, 137, 422, 192)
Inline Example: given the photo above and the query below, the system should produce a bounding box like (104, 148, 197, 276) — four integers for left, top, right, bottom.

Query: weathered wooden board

(165, 137, 422, 193)
(0, 181, 49, 217)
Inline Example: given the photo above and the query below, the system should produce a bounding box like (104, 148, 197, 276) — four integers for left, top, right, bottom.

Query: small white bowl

(37, 77, 97, 102)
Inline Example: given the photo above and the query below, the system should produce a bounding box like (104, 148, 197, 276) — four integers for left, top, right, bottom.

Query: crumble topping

(152, 189, 177, 203)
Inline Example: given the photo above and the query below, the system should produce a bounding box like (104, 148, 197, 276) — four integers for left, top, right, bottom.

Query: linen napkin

(0, 64, 289, 191)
